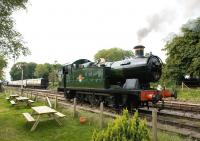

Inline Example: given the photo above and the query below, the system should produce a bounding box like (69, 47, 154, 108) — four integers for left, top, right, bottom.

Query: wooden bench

(27, 100, 35, 107)
(22, 113, 35, 122)
(28, 100, 35, 103)
(6, 97, 10, 101)
(54, 112, 66, 118)
(10, 100, 16, 105)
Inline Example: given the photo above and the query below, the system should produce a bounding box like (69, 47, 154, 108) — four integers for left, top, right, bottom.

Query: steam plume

(137, 10, 174, 42)
(137, 0, 200, 42)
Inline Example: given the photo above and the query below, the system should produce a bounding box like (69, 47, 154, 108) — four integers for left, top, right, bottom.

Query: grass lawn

(151, 83, 200, 103)
(176, 88, 200, 103)
(156, 131, 192, 141)
(0, 93, 95, 141)
(0, 91, 191, 141)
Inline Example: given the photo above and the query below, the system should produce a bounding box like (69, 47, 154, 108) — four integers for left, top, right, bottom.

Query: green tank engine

(58, 45, 176, 109)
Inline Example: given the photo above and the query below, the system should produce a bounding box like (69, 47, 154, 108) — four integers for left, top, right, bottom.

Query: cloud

(179, 0, 200, 16)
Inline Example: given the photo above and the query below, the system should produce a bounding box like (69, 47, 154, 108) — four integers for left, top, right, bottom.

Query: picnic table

(23, 106, 65, 131)
(16, 96, 29, 101)
(9, 94, 19, 100)
(6, 94, 19, 105)
(13, 96, 34, 106)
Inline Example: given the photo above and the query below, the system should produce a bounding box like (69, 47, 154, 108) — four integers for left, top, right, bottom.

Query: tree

(34, 63, 52, 79)
(26, 62, 37, 78)
(48, 62, 62, 86)
(0, 0, 30, 79)
(94, 48, 134, 62)
(10, 62, 24, 80)
(91, 109, 150, 141)
(0, 55, 7, 80)
(10, 62, 62, 83)
(162, 17, 200, 84)
(10, 62, 37, 80)
(0, 0, 29, 59)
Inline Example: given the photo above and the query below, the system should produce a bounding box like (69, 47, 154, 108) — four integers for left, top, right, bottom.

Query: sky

(5, 0, 200, 80)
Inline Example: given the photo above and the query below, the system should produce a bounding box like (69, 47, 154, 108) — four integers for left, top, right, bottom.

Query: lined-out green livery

(58, 45, 176, 109)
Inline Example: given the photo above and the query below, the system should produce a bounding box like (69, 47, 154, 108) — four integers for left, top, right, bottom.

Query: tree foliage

(10, 62, 37, 80)
(0, 0, 30, 59)
(0, 55, 7, 80)
(162, 17, 200, 84)
(91, 110, 150, 141)
(10, 61, 62, 83)
(48, 62, 62, 86)
(94, 48, 134, 62)
(34, 63, 52, 79)
(0, 0, 29, 79)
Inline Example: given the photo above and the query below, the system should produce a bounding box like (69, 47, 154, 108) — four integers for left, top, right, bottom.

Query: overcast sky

(5, 0, 200, 80)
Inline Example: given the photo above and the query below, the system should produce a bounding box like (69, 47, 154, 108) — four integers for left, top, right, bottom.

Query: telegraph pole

(17, 63, 24, 95)
(21, 66, 23, 90)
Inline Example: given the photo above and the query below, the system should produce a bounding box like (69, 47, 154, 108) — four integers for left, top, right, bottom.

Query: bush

(91, 109, 150, 141)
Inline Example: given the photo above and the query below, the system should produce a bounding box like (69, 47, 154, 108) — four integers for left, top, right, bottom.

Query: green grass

(0, 93, 95, 141)
(176, 88, 200, 103)
(156, 131, 192, 141)
(151, 82, 200, 103)
(0, 91, 191, 141)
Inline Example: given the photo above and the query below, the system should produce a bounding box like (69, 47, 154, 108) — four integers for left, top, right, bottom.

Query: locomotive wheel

(88, 94, 95, 107)
(121, 95, 132, 111)
(122, 95, 128, 107)
(114, 95, 122, 112)
(88, 95, 103, 107)
(65, 90, 75, 100)
(76, 94, 84, 105)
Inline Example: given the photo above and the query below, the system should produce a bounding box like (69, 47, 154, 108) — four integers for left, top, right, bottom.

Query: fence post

(46, 97, 52, 108)
(31, 91, 33, 99)
(26, 90, 28, 98)
(35, 92, 38, 102)
(73, 98, 77, 118)
(152, 108, 158, 141)
(54, 94, 58, 109)
(46, 93, 48, 98)
(21, 88, 23, 96)
(100, 102, 104, 128)
(182, 81, 184, 91)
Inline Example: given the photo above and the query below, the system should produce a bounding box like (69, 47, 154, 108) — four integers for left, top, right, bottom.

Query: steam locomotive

(58, 45, 176, 109)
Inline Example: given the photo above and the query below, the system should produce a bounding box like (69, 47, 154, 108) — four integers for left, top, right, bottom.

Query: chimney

(133, 45, 145, 57)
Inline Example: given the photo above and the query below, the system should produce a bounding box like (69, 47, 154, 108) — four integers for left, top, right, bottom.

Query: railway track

(156, 100, 200, 113)
(5, 87, 200, 140)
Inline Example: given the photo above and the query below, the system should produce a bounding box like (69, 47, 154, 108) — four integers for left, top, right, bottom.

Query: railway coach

(8, 78, 48, 89)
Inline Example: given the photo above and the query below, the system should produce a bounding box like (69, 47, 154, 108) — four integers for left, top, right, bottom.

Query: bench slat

(6, 97, 10, 100)
(10, 100, 16, 105)
(55, 112, 66, 118)
(28, 100, 35, 103)
(22, 113, 35, 122)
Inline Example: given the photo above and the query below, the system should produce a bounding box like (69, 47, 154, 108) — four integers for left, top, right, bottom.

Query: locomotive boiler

(105, 45, 162, 88)
(58, 45, 176, 109)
